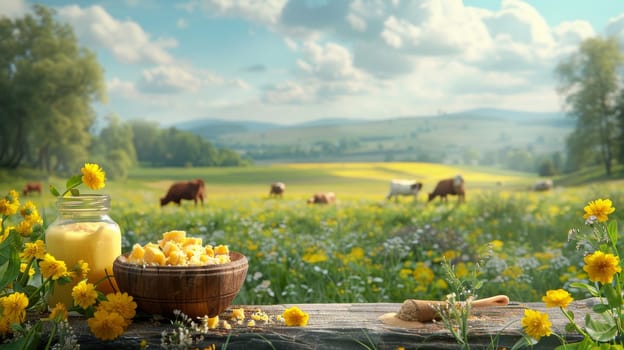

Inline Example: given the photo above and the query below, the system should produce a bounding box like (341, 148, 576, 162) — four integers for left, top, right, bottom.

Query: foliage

(556, 37, 624, 176)
(128, 120, 251, 167)
(0, 164, 136, 349)
(0, 4, 105, 172)
(516, 199, 624, 349)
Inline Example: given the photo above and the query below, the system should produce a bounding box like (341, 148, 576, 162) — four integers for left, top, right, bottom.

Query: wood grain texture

(41, 298, 601, 349)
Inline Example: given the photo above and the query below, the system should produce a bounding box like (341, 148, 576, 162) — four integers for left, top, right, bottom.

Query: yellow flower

(412, 262, 434, 284)
(282, 306, 309, 327)
(20, 263, 35, 277)
(72, 280, 98, 309)
(81, 163, 106, 190)
(302, 249, 328, 264)
(40, 254, 68, 280)
(583, 251, 621, 284)
(20, 240, 46, 260)
(0, 198, 19, 216)
(98, 292, 137, 325)
(542, 289, 573, 308)
(521, 309, 552, 341)
(1, 292, 29, 324)
(583, 198, 615, 223)
(48, 303, 68, 321)
(87, 310, 126, 340)
(20, 201, 42, 224)
(15, 220, 33, 237)
(69, 260, 90, 281)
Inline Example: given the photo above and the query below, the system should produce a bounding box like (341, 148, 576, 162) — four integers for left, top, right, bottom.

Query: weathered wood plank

(44, 299, 598, 349)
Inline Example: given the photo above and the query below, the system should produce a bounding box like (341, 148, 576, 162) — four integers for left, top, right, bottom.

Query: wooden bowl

(113, 252, 248, 318)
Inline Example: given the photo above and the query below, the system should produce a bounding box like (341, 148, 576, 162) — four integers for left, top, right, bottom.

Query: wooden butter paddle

(379, 295, 510, 327)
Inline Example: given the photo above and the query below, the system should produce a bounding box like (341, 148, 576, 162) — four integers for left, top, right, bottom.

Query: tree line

(0, 5, 248, 179)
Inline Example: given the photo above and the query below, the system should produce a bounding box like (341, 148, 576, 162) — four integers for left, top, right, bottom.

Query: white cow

(386, 180, 423, 202)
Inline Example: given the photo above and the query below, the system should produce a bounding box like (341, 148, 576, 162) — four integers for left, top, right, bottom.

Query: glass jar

(45, 194, 121, 307)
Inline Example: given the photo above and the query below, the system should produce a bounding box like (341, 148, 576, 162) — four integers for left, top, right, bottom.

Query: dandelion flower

(48, 303, 68, 321)
(40, 254, 68, 280)
(20, 240, 46, 260)
(583, 251, 621, 284)
(542, 289, 573, 308)
(72, 280, 98, 309)
(81, 163, 106, 190)
(99, 292, 137, 325)
(521, 309, 552, 341)
(583, 199, 615, 223)
(70, 260, 90, 281)
(0, 292, 29, 324)
(282, 306, 309, 327)
(87, 310, 126, 340)
(15, 220, 33, 237)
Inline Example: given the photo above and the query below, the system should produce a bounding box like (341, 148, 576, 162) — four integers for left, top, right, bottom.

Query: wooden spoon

(397, 295, 510, 322)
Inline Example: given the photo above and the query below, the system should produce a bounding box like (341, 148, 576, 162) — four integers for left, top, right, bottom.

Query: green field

(3, 162, 624, 306)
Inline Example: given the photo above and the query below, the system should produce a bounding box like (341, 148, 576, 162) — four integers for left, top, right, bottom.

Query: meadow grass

(3, 162, 624, 306)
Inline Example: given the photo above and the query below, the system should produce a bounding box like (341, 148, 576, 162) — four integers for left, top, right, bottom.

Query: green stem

(44, 321, 57, 350)
(17, 257, 35, 287)
(561, 306, 593, 341)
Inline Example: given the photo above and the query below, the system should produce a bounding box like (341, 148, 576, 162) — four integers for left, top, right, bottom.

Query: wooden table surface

(57, 298, 597, 350)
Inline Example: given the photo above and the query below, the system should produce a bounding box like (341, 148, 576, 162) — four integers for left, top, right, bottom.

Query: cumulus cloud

(0, 0, 29, 18)
(57, 5, 176, 65)
(137, 66, 203, 94)
(183, 0, 287, 25)
(606, 14, 624, 44)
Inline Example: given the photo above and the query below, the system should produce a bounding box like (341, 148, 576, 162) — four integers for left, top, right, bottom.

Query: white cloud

(57, 5, 176, 65)
(263, 81, 311, 104)
(185, 0, 287, 25)
(0, 0, 28, 18)
(606, 14, 624, 45)
(299, 41, 369, 83)
(137, 65, 203, 94)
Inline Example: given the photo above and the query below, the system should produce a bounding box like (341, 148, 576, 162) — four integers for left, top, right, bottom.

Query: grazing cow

(428, 175, 465, 203)
(386, 180, 423, 202)
(307, 192, 336, 205)
(22, 182, 42, 196)
(269, 182, 285, 197)
(533, 179, 553, 192)
(160, 179, 205, 207)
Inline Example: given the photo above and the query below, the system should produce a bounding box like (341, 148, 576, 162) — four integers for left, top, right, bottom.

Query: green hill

(177, 109, 573, 166)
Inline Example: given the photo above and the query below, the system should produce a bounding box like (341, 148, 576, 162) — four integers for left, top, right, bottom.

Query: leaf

(65, 174, 83, 190)
(0, 232, 21, 290)
(607, 220, 618, 245)
(584, 313, 618, 342)
(49, 184, 60, 197)
(592, 303, 611, 313)
(603, 283, 622, 307)
(569, 282, 599, 296)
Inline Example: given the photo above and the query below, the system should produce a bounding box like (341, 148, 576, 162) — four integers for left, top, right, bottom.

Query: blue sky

(2, 0, 624, 126)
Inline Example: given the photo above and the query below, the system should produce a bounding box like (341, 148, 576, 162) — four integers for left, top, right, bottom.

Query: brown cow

(307, 192, 336, 205)
(269, 182, 285, 197)
(428, 175, 465, 203)
(22, 182, 42, 196)
(160, 179, 205, 207)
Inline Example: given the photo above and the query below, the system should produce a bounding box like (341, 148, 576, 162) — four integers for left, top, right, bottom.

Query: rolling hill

(176, 109, 573, 166)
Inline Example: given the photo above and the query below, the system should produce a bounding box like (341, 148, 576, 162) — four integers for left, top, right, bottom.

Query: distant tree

(90, 115, 137, 179)
(556, 37, 624, 175)
(537, 159, 558, 177)
(0, 5, 105, 172)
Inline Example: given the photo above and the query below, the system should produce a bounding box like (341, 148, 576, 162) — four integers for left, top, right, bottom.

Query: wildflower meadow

(3, 162, 622, 308)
